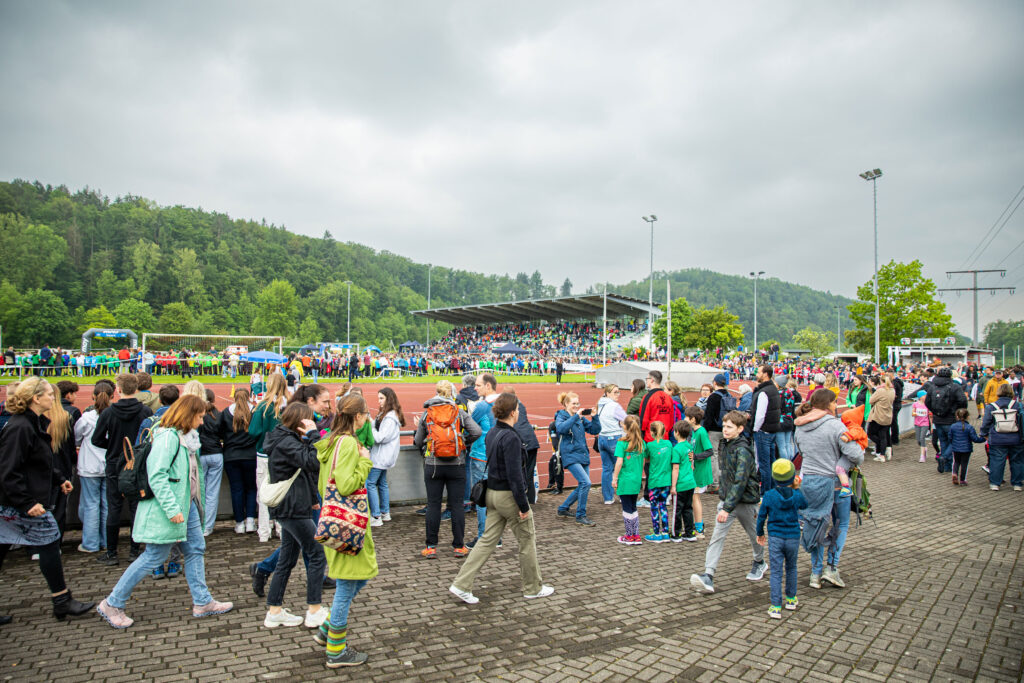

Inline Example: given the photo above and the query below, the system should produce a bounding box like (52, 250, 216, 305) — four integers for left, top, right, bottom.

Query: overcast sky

(2, 1, 1022, 341)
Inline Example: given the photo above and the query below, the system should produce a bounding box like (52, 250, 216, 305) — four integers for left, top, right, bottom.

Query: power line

(938, 269, 1016, 345)
(964, 188, 1024, 270)
(946, 182, 1024, 290)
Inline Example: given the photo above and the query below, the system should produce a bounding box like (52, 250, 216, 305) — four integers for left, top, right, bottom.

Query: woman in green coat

(313, 393, 377, 669)
(96, 395, 233, 629)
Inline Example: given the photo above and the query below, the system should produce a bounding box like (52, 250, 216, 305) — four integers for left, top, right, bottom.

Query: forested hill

(0, 180, 851, 348)
(597, 269, 855, 348)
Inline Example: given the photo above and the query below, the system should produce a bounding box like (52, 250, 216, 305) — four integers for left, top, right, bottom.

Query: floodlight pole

(343, 280, 353, 346)
(750, 271, 765, 351)
(426, 264, 432, 350)
(859, 169, 882, 362)
(602, 283, 607, 365)
(836, 307, 841, 354)
(666, 281, 672, 382)
(642, 215, 657, 354)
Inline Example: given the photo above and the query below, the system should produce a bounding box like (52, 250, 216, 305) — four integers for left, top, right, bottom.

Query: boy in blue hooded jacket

(756, 459, 807, 619)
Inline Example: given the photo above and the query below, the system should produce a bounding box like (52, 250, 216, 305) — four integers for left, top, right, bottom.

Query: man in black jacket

(702, 374, 731, 488)
(749, 365, 781, 495)
(91, 373, 152, 565)
(507, 387, 541, 504)
(925, 367, 967, 473)
(889, 373, 904, 445)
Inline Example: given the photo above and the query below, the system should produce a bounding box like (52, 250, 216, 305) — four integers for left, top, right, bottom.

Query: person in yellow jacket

(313, 394, 377, 668)
(983, 370, 1008, 406)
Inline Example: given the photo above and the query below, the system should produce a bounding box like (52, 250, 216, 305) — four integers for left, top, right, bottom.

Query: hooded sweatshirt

(91, 397, 153, 475)
(793, 410, 864, 478)
(597, 396, 626, 438)
(756, 485, 808, 539)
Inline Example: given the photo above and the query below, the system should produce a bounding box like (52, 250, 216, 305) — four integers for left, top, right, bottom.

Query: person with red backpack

(413, 380, 481, 559)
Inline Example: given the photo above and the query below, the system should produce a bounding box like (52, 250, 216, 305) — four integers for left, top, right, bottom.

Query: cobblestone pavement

(1, 435, 1022, 683)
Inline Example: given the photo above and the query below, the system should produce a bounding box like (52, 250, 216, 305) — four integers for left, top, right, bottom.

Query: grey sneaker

(746, 561, 768, 581)
(822, 567, 846, 588)
(809, 573, 822, 589)
(689, 573, 714, 593)
(326, 647, 368, 668)
(575, 516, 597, 527)
(556, 509, 573, 519)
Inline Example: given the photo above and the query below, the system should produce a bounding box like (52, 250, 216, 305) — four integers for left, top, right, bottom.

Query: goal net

(141, 334, 284, 357)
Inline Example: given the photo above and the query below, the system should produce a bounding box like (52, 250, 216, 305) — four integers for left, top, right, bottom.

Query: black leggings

(424, 464, 465, 548)
(671, 489, 695, 538)
(867, 421, 890, 454)
(0, 540, 67, 594)
(952, 452, 971, 481)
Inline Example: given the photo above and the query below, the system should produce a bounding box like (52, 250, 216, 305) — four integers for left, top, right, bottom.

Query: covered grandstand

(410, 292, 661, 325)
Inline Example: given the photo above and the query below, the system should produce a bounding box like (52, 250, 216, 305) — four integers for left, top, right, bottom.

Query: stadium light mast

(642, 215, 657, 353)
(426, 264, 432, 350)
(602, 282, 608, 365)
(859, 168, 882, 362)
(343, 280, 353, 346)
(750, 271, 765, 351)
(836, 306, 842, 354)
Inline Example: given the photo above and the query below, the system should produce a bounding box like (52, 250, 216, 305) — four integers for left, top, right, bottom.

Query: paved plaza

(1, 435, 1022, 682)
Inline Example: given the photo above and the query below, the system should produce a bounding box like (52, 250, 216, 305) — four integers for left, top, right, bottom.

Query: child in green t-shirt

(670, 420, 698, 542)
(643, 421, 673, 543)
(611, 416, 646, 545)
(685, 406, 715, 539)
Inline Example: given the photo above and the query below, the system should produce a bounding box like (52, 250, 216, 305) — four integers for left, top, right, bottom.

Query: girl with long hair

(74, 382, 114, 552)
(197, 388, 223, 535)
(249, 374, 288, 542)
(220, 387, 258, 534)
(367, 387, 406, 527)
(611, 415, 646, 544)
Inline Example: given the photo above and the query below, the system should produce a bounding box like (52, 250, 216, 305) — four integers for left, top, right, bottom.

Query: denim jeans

(199, 454, 223, 534)
(988, 444, 1024, 487)
(78, 475, 107, 551)
(224, 459, 258, 523)
(753, 431, 777, 495)
(808, 486, 851, 575)
(934, 423, 953, 471)
(330, 578, 368, 628)
(774, 431, 795, 461)
(106, 501, 212, 609)
(558, 462, 591, 520)
(466, 458, 488, 539)
(366, 468, 390, 518)
(265, 517, 327, 607)
(598, 436, 619, 503)
(768, 535, 799, 606)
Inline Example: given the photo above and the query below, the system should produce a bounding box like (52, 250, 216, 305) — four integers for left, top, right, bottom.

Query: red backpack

(423, 403, 465, 459)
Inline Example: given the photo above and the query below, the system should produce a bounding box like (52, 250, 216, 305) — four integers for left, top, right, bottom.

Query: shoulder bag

(257, 466, 301, 507)
(315, 436, 369, 555)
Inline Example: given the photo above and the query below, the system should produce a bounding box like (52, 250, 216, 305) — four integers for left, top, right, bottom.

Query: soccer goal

(141, 333, 284, 358)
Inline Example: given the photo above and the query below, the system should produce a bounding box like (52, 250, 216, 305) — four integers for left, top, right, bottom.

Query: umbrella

(364, 345, 381, 353)
(241, 350, 287, 363)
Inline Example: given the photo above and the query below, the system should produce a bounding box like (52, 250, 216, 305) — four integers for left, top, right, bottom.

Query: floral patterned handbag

(314, 436, 369, 555)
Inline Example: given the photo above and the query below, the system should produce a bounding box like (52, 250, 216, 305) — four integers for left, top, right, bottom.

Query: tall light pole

(860, 168, 883, 362)
(642, 215, 657, 353)
(426, 264, 433, 350)
(750, 271, 765, 351)
(836, 307, 842, 354)
(343, 280, 353, 346)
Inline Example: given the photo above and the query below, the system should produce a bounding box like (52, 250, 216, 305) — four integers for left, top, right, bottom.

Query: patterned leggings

(647, 487, 669, 534)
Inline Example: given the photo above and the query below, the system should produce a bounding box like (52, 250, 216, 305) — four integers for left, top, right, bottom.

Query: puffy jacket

(553, 409, 601, 467)
(0, 411, 67, 512)
(925, 374, 968, 425)
(979, 397, 1023, 447)
(717, 432, 760, 512)
(263, 424, 321, 520)
(949, 421, 986, 452)
(91, 397, 153, 475)
(983, 378, 1008, 405)
(639, 388, 675, 442)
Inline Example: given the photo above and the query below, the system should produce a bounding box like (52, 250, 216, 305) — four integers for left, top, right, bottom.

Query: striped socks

(326, 625, 347, 657)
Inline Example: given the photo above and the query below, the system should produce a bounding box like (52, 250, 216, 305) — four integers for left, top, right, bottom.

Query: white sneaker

(449, 584, 479, 604)
(234, 522, 246, 534)
(382, 513, 392, 521)
(524, 585, 555, 599)
(1014, 486, 1023, 492)
(369, 516, 383, 527)
(304, 606, 329, 628)
(77, 544, 97, 553)
(245, 518, 256, 533)
(264, 609, 304, 628)
(30, 554, 39, 561)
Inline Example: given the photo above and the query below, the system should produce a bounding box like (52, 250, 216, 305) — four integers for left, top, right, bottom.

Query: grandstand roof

(410, 293, 662, 325)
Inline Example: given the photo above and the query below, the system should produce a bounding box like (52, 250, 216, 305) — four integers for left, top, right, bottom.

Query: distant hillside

(597, 269, 855, 349)
(0, 179, 855, 349)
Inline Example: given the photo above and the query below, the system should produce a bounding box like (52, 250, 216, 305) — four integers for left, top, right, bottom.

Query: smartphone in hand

(581, 408, 593, 416)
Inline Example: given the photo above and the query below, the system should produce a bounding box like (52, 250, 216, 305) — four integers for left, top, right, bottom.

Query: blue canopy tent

(240, 350, 287, 364)
(494, 342, 532, 355)
(364, 345, 382, 353)
(298, 343, 320, 353)
(398, 341, 424, 350)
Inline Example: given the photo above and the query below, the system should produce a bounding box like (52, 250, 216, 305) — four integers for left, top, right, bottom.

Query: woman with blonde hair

(249, 374, 287, 541)
(554, 391, 602, 526)
(97, 395, 233, 628)
(0, 377, 94, 623)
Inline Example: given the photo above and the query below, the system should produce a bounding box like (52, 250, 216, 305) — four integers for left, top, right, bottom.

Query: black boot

(0, 615, 11, 626)
(95, 551, 119, 566)
(249, 563, 269, 598)
(52, 592, 96, 621)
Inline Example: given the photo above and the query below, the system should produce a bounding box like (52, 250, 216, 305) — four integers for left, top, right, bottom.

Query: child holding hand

(756, 459, 807, 619)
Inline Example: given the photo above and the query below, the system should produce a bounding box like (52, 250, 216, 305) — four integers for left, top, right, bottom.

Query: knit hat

(774, 374, 788, 388)
(772, 458, 796, 485)
(916, 390, 926, 398)
(713, 373, 727, 386)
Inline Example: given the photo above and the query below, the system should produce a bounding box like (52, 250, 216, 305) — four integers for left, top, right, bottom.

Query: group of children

(911, 389, 988, 485)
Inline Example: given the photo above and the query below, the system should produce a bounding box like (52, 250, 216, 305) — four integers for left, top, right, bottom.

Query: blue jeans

(330, 578, 368, 628)
(768, 535, 799, 606)
(754, 431, 777, 494)
(107, 501, 212, 609)
(558, 462, 591, 520)
(988, 444, 1024, 487)
(200, 454, 223, 534)
(224, 460, 257, 522)
(774, 431, 795, 461)
(808, 486, 851, 575)
(934, 424, 953, 471)
(77, 475, 107, 551)
(366, 468, 390, 518)
(598, 436, 619, 503)
(467, 458, 487, 539)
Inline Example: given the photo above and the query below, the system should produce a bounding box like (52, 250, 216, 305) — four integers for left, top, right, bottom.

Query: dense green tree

(255, 280, 298, 338)
(10, 289, 70, 346)
(95, 269, 138, 311)
(983, 319, 1024, 354)
(651, 297, 695, 350)
(113, 298, 157, 333)
(845, 260, 953, 359)
(127, 238, 162, 299)
(172, 247, 207, 309)
(158, 302, 194, 334)
(684, 306, 745, 351)
(0, 214, 68, 290)
(791, 327, 836, 358)
(0, 280, 22, 340)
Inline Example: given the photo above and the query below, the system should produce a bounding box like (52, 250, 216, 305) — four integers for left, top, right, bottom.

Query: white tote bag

(257, 467, 301, 507)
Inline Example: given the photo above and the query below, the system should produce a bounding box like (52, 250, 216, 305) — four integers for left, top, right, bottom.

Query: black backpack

(713, 390, 738, 428)
(930, 383, 956, 418)
(118, 431, 180, 503)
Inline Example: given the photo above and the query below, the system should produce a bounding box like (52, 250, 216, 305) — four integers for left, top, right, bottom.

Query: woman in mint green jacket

(96, 395, 233, 629)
